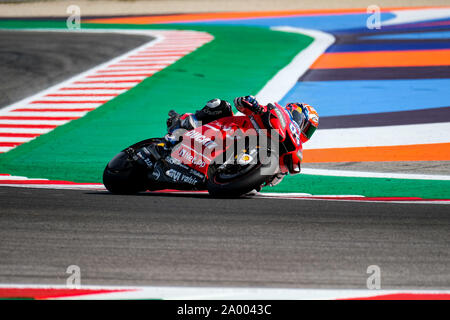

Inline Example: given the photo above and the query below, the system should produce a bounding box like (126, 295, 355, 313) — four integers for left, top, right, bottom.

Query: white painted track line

(256, 26, 335, 105)
(0, 284, 449, 300)
(301, 168, 450, 180)
(382, 8, 450, 26)
(306, 122, 450, 149)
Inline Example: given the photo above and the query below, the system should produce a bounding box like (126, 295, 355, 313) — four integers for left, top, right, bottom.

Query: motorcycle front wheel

(206, 152, 279, 198)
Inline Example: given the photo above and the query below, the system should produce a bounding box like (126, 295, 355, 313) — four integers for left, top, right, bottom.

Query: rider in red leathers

(166, 95, 319, 186)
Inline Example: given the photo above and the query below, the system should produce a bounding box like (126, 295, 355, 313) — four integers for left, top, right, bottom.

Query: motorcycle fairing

(170, 115, 255, 176)
(148, 155, 205, 189)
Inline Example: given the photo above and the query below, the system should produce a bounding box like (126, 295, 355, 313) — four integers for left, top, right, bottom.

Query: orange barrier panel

(85, 6, 445, 24)
(311, 49, 450, 69)
(303, 142, 450, 163)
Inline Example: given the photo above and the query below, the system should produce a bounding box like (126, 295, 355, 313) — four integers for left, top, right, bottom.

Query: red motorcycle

(103, 102, 303, 197)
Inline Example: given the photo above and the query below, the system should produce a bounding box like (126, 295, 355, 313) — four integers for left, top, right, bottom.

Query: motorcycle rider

(166, 95, 319, 186)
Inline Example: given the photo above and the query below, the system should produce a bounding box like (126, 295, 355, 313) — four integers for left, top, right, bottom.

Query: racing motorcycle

(103, 102, 304, 197)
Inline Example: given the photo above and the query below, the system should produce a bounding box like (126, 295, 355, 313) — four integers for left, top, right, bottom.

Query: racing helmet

(285, 102, 318, 141)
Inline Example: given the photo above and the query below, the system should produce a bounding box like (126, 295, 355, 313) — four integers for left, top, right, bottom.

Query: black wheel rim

(214, 162, 258, 183)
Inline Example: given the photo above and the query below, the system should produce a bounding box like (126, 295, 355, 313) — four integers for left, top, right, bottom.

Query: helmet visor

(291, 109, 304, 128)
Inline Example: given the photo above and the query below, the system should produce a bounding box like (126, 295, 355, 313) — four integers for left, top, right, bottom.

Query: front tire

(206, 153, 279, 198)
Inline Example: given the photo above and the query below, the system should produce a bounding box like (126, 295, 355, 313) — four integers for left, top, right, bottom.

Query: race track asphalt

(1, 186, 449, 289)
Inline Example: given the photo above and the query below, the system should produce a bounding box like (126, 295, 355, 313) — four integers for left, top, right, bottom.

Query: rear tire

(103, 138, 168, 194)
(103, 151, 148, 195)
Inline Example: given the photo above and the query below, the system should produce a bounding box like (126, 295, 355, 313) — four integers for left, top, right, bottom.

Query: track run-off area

(0, 6, 449, 299)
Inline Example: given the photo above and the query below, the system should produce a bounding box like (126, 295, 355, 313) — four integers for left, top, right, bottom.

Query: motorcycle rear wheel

(103, 151, 148, 194)
(103, 138, 163, 194)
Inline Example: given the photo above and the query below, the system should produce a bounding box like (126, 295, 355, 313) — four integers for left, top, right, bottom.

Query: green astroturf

(266, 174, 450, 199)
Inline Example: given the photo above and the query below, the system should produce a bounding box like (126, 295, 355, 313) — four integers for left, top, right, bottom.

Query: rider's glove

(234, 95, 263, 114)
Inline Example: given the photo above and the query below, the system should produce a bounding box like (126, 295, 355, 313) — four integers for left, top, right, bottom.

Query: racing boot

(165, 110, 197, 146)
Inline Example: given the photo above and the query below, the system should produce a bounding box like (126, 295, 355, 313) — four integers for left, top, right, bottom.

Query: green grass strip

(264, 173, 450, 199)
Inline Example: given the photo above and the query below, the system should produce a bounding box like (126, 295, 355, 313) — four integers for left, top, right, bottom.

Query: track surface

(0, 30, 151, 108)
(0, 186, 449, 289)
